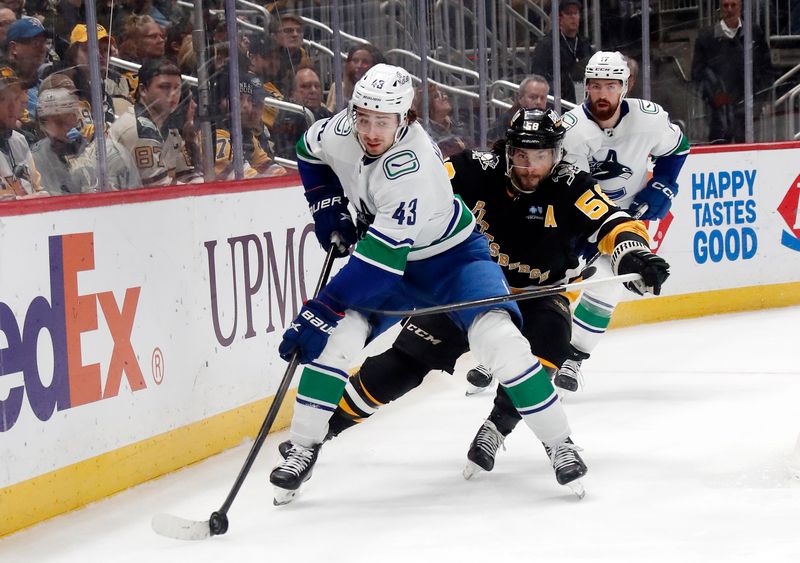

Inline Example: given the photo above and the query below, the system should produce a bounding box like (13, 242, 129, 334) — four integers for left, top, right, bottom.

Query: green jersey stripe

(410, 196, 475, 253)
(353, 233, 411, 273)
(296, 134, 322, 162)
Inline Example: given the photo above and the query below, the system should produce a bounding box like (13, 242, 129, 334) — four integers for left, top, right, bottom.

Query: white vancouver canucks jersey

(561, 99, 689, 209)
(297, 110, 475, 269)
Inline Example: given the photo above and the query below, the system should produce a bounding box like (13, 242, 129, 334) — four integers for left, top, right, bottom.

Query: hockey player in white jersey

(466, 51, 689, 395)
(270, 64, 587, 504)
(554, 51, 689, 391)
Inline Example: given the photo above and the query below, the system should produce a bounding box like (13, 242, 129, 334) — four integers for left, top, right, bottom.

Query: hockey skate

(543, 437, 588, 499)
(465, 364, 494, 396)
(269, 442, 321, 505)
(463, 420, 505, 480)
(553, 358, 583, 393)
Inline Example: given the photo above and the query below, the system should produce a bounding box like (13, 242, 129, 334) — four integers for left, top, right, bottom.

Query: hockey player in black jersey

(280, 108, 669, 495)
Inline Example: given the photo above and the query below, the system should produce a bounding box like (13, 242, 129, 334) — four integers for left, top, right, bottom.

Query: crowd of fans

(0, 0, 781, 200)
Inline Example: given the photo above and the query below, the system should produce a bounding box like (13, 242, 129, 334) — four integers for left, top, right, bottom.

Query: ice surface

(2, 307, 799, 562)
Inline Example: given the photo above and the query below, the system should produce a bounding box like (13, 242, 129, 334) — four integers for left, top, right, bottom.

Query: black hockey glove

(611, 242, 670, 296)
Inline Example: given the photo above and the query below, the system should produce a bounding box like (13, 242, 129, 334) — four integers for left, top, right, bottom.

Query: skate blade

(566, 479, 586, 500)
(273, 487, 299, 506)
(463, 461, 484, 480)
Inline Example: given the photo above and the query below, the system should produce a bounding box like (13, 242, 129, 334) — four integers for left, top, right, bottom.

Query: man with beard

(465, 51, 689, 398)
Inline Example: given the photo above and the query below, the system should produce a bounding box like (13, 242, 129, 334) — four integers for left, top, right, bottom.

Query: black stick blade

(151, 513, 213, 541)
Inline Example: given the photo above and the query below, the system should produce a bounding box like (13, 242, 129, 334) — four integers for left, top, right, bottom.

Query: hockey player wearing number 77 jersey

(553, 51, 689, 391)
(269, 63, 587, 505)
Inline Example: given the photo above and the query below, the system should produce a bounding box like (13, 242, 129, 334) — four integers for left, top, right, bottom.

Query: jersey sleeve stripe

(656, 131, 690, 158)
(353, 233, 410, 274)
(410, 196, 475, 253)
(365, 226, 414, 248)
(296, 133, 322, 163)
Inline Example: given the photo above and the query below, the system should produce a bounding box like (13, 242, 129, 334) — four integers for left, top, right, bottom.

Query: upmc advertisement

(0, 143, 799, 535)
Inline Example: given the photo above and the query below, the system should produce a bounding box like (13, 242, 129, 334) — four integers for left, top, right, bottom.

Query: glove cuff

(611, 240, 650, 275)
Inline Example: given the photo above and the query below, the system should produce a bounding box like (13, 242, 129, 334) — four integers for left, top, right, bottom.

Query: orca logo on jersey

(590, 150, 633, 181)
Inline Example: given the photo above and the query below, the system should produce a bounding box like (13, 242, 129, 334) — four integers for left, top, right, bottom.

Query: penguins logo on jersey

(470, 150, 500, 170)
(590, 150, 633, 181)
(551, 162, 578, 186)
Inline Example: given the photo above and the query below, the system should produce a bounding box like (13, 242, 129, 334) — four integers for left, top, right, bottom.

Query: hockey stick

(355, 272, 642, 318)
(152, 245, 338, 541)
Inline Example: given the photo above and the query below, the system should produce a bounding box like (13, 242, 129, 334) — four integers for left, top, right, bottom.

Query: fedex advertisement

(0, 187, 325, 489)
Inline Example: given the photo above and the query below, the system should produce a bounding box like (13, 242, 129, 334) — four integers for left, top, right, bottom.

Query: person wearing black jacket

(530, 0, 594, 105)
(691, 0, 773, 143)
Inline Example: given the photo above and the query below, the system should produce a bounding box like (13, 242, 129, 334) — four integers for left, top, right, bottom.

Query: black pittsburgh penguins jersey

(446, 148, 649, 290)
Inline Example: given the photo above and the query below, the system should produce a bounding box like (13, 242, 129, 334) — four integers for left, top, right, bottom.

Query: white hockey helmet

(36, 87, 80, 119)
(349, 63, 414, 153)
(584, 51, 630, 99)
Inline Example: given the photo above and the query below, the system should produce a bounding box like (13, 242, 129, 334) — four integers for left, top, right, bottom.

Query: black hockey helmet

(504, 108, 565, 194)
(506, 107, 566, 149)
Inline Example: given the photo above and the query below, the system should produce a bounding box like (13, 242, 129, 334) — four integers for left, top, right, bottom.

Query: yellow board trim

(609, 281, 800, 329)
(3, 281, 800, 538)
(0, 389, 297, 538)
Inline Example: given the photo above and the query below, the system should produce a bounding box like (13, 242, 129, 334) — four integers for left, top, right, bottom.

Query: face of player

(140, 74, 182, 116)
(346, 49, 374, 83)
(354, 107, 400, 157)
(518, 81, 549, 110)
(586, 78, 623, 121)
(509, 147, 555, 192)
(43, 111, 80, 143)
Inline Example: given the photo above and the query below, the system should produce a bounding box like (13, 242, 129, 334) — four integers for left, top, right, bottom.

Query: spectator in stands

(0, 0, 23, 18)
(32, 85, 142, 194)
(214, 71, 286, 179)
(0, 8, 16, 58)
(62, 24, 132, 116)
(117, 14, 167, 96)
(529, 0, 594, 104)
(325, 43, 385, 112)
(249, 34, 286, 131)
(272, 66, 332, 159)
(112, 0, 172, 34)
(165, 17, 191, 63)
(6, 16, 48, 115)
(0, 64, 47, 199)
(691, 0, 773, 143)
(270, 13, 310, 94)
(416, 83, 471, 158)
(110, 58, 201, 185)
(488, 74, 550, 141)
